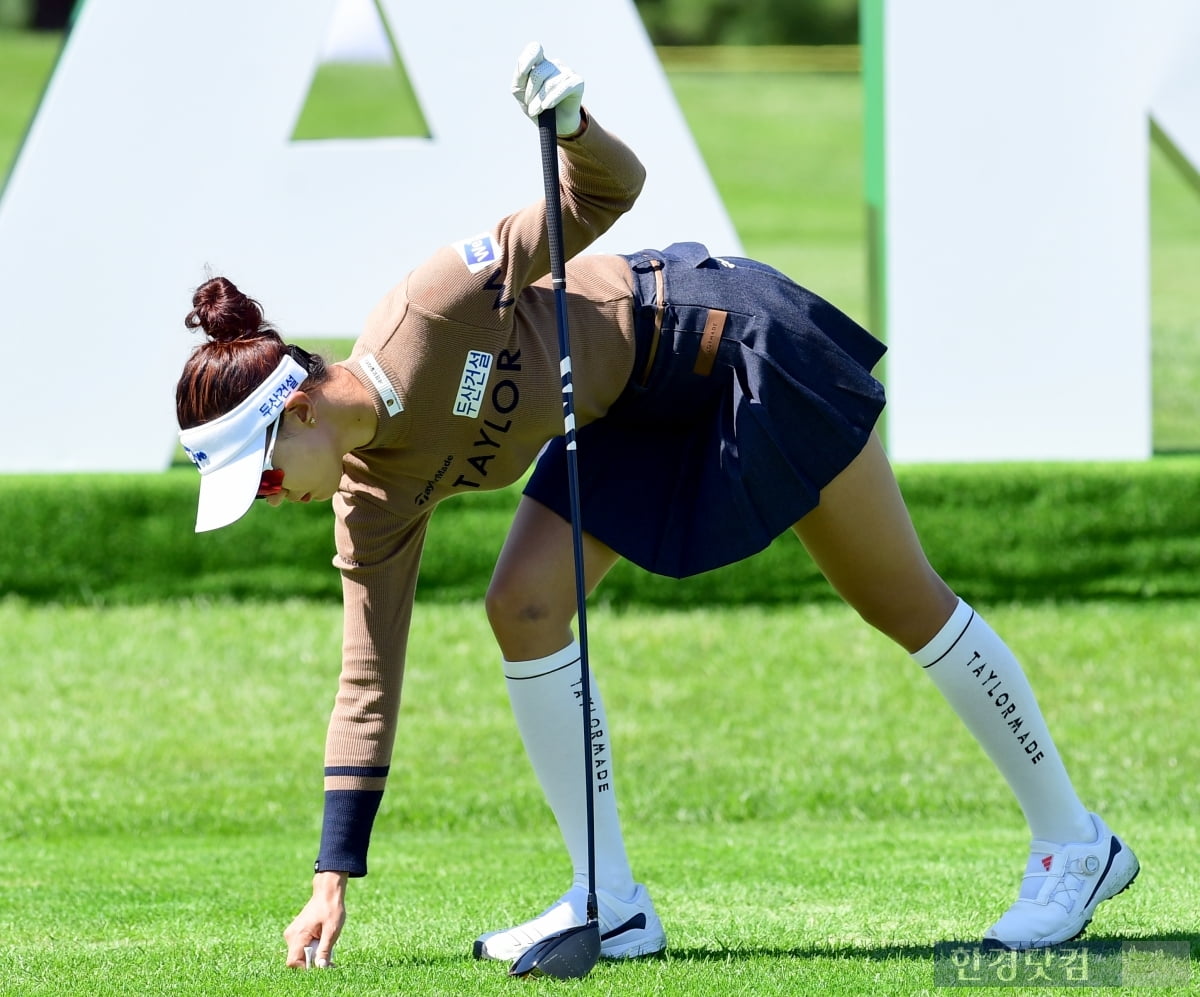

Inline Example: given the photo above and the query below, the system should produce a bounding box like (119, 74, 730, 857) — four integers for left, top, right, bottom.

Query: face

(259, 409, 345, 507)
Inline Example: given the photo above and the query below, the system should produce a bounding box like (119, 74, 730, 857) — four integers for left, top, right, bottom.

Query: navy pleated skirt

(524, 242, 886, 579)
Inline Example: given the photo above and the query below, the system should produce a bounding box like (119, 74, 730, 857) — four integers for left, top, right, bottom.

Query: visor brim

(193, 425, 270, 533)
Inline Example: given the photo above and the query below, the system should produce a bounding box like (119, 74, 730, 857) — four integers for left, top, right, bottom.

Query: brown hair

(176, 276, 328, 429)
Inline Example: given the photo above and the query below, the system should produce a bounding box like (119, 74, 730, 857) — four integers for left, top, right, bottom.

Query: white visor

(178, 355, 309, 532)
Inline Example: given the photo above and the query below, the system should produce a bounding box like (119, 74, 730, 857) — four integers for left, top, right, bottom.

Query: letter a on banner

(0, 0, 739, 472)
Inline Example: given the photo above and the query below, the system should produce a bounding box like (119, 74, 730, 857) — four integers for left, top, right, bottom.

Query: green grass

(0, 26, 57, 164)
(291, 60, 428, 140)
(1149, 127, 1200, 451)
(667, 70, 868, 318)
(1, 599, 1196, 994)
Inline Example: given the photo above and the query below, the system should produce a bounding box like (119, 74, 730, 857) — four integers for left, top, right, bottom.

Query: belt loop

(638, 260, 666, 386)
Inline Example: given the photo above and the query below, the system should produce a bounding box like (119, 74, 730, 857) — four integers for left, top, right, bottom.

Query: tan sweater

(316, 115, 647, 874)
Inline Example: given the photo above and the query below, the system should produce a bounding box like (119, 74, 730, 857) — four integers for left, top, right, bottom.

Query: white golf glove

(511, 41, 584, 136)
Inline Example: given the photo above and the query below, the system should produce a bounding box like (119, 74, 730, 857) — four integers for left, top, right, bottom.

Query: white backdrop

(0, 0, 741, 472)
(875, 0, 1200, 461)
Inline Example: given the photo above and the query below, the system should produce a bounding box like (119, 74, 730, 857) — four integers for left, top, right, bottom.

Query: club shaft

(537, 108, 598, 925)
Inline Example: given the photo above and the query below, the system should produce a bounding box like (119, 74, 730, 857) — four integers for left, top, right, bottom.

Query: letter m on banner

(863, 0, 1200, 461)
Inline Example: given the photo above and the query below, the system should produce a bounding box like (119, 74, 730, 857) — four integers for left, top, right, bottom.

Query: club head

(508, 922, 601, 980)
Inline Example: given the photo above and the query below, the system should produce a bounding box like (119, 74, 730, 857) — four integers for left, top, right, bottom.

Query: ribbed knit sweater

(315, 114, 647, 874)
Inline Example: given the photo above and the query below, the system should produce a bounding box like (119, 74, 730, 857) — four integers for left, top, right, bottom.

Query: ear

(283, 390, 316, 428)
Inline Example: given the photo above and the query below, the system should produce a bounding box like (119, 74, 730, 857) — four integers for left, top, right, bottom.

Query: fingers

(511, 40, 545, 98)
(511, 41, 584, 134)
(284, 872, 348, 969)
(525, 60, 566, 118)
(305, 939, 336, 970)
(284, 918, 339, 969)
(284, 931, 336, 970)
(284, 929, 312, 969)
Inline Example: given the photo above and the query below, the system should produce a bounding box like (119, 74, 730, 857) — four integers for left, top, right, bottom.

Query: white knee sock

(912, 599, 1093, 843)
(504, 642, 636, 899)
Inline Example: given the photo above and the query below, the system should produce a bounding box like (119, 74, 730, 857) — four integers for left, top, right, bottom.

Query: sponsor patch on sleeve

(453, 232, 501, 274)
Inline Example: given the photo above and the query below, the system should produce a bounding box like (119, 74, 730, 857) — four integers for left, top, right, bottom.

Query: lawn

(1, 599, 1196, 995)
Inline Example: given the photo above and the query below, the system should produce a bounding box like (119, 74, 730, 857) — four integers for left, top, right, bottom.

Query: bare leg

(486, 496, 620, 660)
(792, 433, 1138, 945)
(477, 497, 664, 960)
(800, 436, 1139, 945)
(794, 431, 1092, 845)
(792, 431, 958, 650)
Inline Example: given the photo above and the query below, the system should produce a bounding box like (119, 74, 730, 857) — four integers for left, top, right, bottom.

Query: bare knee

(485, 572, 574, 660)
(484, 574, 556, 633)
(849, 574, 959, 653)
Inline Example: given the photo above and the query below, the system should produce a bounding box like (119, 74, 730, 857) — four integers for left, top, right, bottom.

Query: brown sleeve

(403, 113, 647, 333)
(315, 503, 431, 876)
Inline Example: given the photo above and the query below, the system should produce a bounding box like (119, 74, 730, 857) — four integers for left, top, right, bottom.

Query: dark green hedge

(3, 459, 1200, 607)
(15, 2, 860, 45)
(635, 0, 859, 46)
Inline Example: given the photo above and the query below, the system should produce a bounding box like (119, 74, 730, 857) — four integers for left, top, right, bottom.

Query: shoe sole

(473, 934, 666, 961)
(602, 943, 667, 960)
(984, 846, 1141, 951)
(1060, 859, 1141, 946)
(598, 912, 666, 959)
(598, 934, 667, 960)
(473, 922, 666, 962)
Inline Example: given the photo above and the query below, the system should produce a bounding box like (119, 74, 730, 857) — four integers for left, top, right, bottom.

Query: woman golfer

(174, 44, 1138, 968)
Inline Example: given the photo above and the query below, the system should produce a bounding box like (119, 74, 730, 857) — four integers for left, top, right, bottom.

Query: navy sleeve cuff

(315, 789, 384, 878)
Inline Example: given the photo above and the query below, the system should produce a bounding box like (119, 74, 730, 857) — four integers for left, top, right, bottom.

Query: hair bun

(185, 276, 274, 343)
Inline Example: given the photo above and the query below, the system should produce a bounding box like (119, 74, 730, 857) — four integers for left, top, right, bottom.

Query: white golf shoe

(984, 812, 1139, 950)
(473, 883, 666, 961)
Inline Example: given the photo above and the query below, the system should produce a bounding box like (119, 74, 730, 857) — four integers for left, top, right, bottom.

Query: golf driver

(508, 109, 603, 981)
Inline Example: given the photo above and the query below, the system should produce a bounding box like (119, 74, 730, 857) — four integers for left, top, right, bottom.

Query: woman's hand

(511, 41, 585, 137)
(283, 870, 348, 968)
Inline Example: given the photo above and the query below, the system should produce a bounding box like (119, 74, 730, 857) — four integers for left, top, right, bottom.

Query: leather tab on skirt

(694, 309, 728, 376)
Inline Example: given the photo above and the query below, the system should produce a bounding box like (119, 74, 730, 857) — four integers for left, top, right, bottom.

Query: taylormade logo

(967, 651, 1045, 765)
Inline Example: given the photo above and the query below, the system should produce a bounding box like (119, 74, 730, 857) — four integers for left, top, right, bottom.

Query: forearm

(557, 112, 647, 228)
(315, 657, 402, 876)
(317, 509, 428, 876)
(316, 783, 387, 876)
(317, 680, 397, 875)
